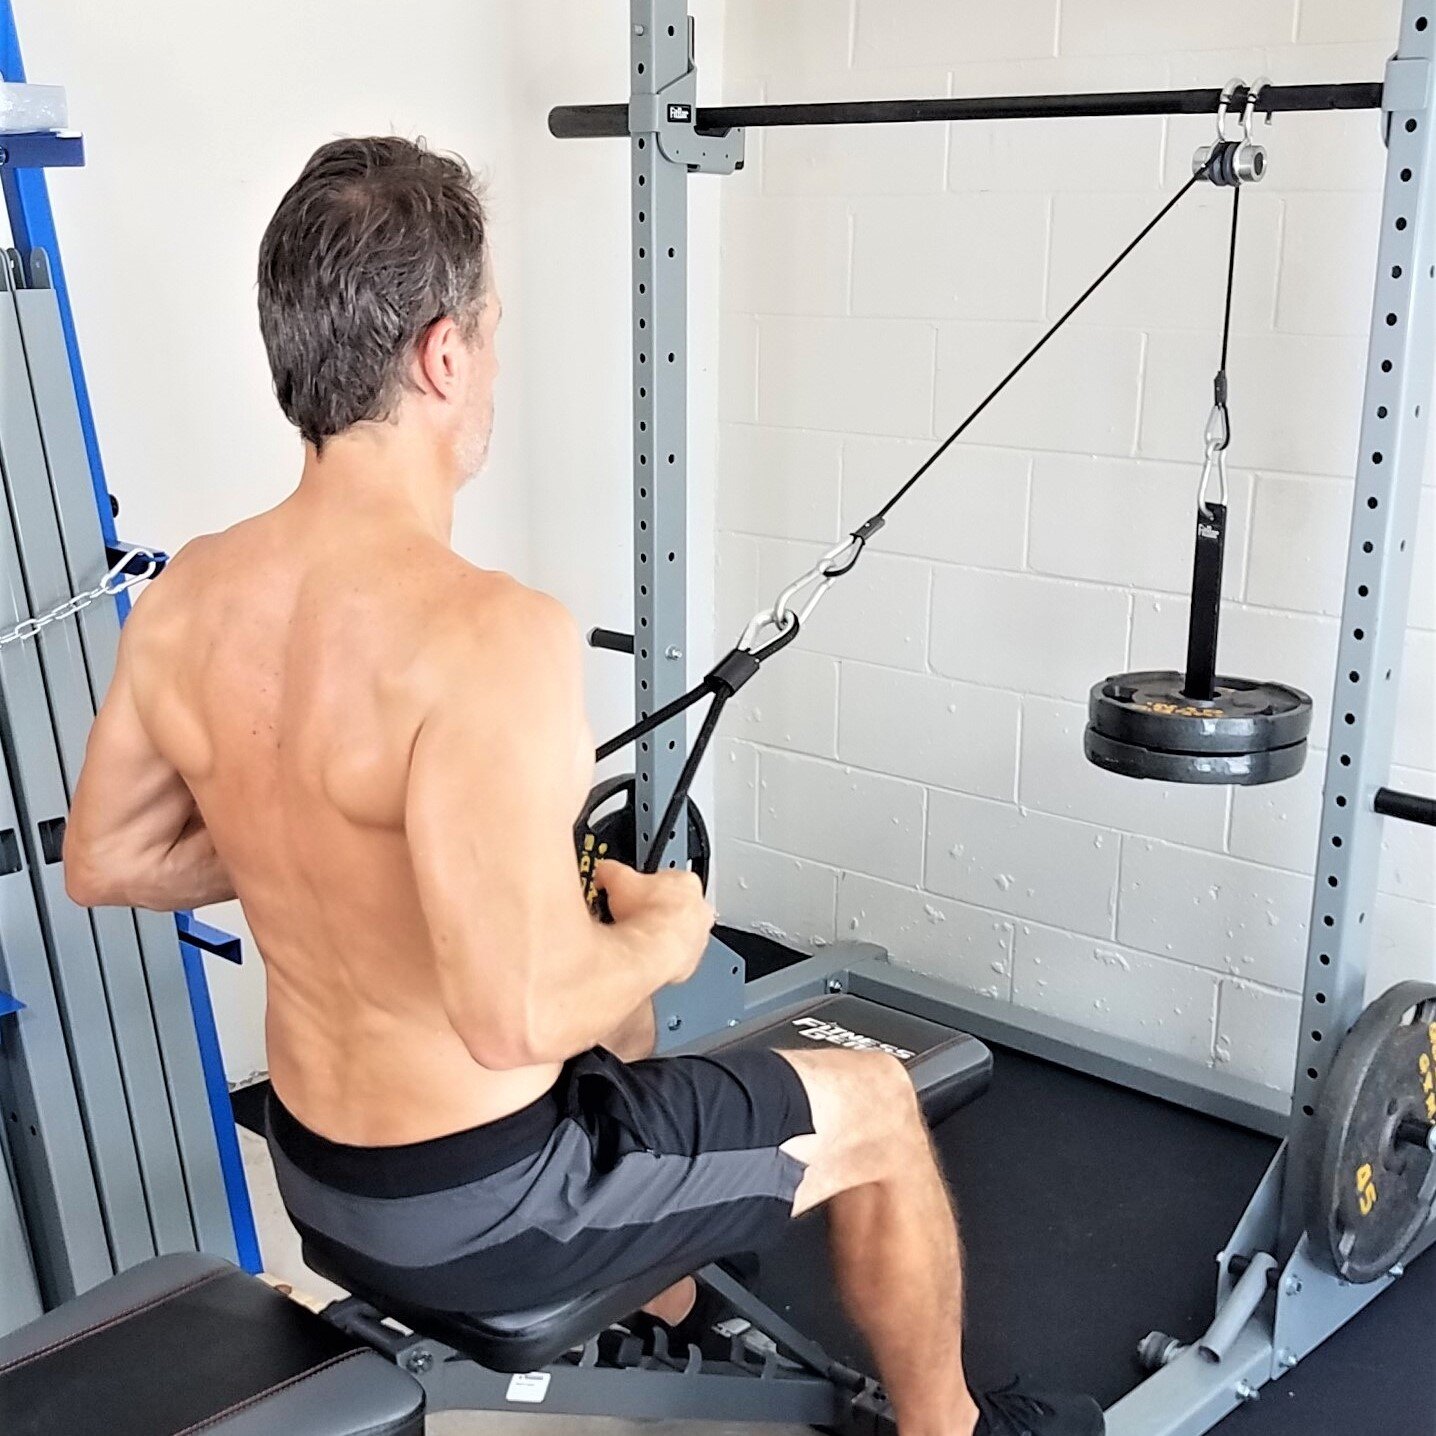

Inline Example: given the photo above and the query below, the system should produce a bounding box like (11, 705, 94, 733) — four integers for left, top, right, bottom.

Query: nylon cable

(867, 166, 1209, 532)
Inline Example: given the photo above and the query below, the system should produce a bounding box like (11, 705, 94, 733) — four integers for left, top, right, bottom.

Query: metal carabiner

(1196, 405, 1231, 515)
(737, 532, 863, 652)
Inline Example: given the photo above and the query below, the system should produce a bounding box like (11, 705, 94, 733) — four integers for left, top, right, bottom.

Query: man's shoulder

(419, 568, 582, 685)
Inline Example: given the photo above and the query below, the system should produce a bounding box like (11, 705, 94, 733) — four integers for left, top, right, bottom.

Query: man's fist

(593, 861, 714, 984)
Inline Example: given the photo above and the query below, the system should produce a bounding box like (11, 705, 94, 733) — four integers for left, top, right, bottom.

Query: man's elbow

(63, 843, 113, 908)
(451, 990, 574, 1071)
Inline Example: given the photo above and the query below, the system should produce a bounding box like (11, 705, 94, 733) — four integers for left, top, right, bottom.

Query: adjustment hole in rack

(1401, 168, 1413, 181)
(1316, 992, 1327, 1004)
(1303, 1104, 1315, 1117)
(1327, 874, 1339, 887)
(1371, 453, 1382, 464)
(638, 174, 646, 187)
(1339, 754, 1351, 767)
(1323, 915, 1335, 927)
(1418, 15, 1430, 28)
(638, 138, 645, 150)
(1390, 269, 1402, 282)
(1311, 1031, 1323, 1043)
(1332, 836, 1343, 848)
(1308, 1068, 1320, 1081)
(1377, 406, 1388, 418)
(1343, 713, 1355, 725)
(1385, 313, 1398, 326)
(1320, 953, 1331, 965)
(1353, 627, 1364, 640)
(1366, 496, 1378, 509)
(1382, 360, 1393, 372)
(637, 62, 645, 74)
(1407, 118, 1418, 131)
(1357, 584, 1369, 597)
(1335, 795, 1347, 807)
(1395, 217, 1408, 231)
(1362, 541, 1373, 553)
(1349, 669, 1360, 682)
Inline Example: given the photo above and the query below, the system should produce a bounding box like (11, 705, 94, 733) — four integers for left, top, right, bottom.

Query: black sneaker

(975, 1379, 1105, 1436)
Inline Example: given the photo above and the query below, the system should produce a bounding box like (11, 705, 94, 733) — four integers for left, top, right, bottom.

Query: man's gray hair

(257, 136, 488, 450)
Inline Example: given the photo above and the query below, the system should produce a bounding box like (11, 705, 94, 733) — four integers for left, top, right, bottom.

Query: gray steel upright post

(631, 3, 694, 874)
(1282, 0, 1435, 1249)
(630, 0, 746, 1046)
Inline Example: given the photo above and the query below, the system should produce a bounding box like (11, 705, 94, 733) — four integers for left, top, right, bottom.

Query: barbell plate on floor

(1301, 982, 1436, 1284)
(1083, 670, 1312, 785)
(574, 773, 712, 903)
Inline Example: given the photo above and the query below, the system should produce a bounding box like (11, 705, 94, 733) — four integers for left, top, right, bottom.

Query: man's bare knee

(778, 1048, 928, 1214)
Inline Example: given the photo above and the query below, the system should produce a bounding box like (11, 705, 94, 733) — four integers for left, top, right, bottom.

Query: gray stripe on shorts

(268, 1119, 804, 1270)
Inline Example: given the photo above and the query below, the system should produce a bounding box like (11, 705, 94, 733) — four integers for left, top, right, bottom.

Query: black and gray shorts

(266, 1046, 814, 1316)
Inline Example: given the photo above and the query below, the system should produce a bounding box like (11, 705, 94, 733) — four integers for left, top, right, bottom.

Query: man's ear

(413, 317, 462, 399)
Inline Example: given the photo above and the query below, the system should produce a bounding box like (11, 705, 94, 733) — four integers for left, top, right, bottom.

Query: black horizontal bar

(550, 82, 1383, 140)
(1374, 786, 1436, 827)
(588, 626, 635, 655)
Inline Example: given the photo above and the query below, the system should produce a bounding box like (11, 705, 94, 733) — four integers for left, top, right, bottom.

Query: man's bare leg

(780, 1047, 978, 1436)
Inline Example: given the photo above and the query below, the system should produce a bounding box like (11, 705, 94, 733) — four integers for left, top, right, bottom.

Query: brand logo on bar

(667, 103, 692, 123)
(791, 1016, 914, 1060)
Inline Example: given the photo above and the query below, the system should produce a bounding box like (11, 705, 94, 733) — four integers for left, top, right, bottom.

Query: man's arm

(64, 639, 233, 912)
(406, 588, 711, 1071)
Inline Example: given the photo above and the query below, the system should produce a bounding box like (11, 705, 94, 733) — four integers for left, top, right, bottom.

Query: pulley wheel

(574, 773, 712, 910)
(1083, 670, 1312, 785)
(1301, 982, 1436, 1284)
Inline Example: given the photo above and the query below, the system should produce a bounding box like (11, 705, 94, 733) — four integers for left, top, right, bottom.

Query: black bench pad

(0, 1253, 424, 1436)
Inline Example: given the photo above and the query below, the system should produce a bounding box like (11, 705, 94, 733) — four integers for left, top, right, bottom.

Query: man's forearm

(68, 822, 235, 912)
(540, 925, 681, 1064)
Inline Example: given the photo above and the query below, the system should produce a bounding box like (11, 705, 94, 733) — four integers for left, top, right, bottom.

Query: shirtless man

(64, 137, 1099, 1436)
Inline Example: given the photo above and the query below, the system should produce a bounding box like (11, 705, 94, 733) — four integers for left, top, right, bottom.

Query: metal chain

(0, 549, 162, 650)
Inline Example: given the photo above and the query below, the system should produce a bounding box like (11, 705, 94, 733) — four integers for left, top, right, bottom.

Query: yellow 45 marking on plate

(1355, 1161, 1378, 1218)
(1423, 1024, 1436, 1124)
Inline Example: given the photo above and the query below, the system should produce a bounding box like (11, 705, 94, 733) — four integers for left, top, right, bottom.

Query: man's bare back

(67, 459, 713, 1147)
(133, 494, 585, 1141)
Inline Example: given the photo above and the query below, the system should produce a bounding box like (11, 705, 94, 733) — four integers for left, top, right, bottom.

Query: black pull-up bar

(549, 82, 1383, 140)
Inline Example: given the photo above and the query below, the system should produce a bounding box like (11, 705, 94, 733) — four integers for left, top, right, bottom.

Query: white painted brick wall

(717, 0, 1435, 1096)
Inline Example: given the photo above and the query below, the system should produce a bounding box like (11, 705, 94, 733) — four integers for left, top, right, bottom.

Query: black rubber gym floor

(730, 932, 1434, 1436)
(231, 927, 1434, 1434)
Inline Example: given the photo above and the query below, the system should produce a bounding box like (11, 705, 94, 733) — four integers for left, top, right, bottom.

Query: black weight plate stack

(1084, 669, 1312, 785)
(574, 773, 712, 902)
(1302, 982, 1436, 1284)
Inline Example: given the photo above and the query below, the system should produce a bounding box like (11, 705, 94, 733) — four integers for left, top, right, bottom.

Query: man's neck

(295, 428, 459, 543)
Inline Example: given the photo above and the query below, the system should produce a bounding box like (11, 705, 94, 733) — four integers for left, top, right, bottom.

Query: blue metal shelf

(0, 130, 83, 169)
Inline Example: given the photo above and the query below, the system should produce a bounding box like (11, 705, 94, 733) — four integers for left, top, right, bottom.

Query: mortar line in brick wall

(1270, 197, 1290, 332)
(1011, 695, 1024, 806)
(739, 737, 1370, 891)
(713, 421, 1370, 486)
(719, 302, 1373, 339)
(1110, 830, 1124, 939)
(1209, 980, 1225, 1067)
(727, 528, 1389, 625)
(1130, 329, 1151, 459)
(1039, 193, 1056, 322)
